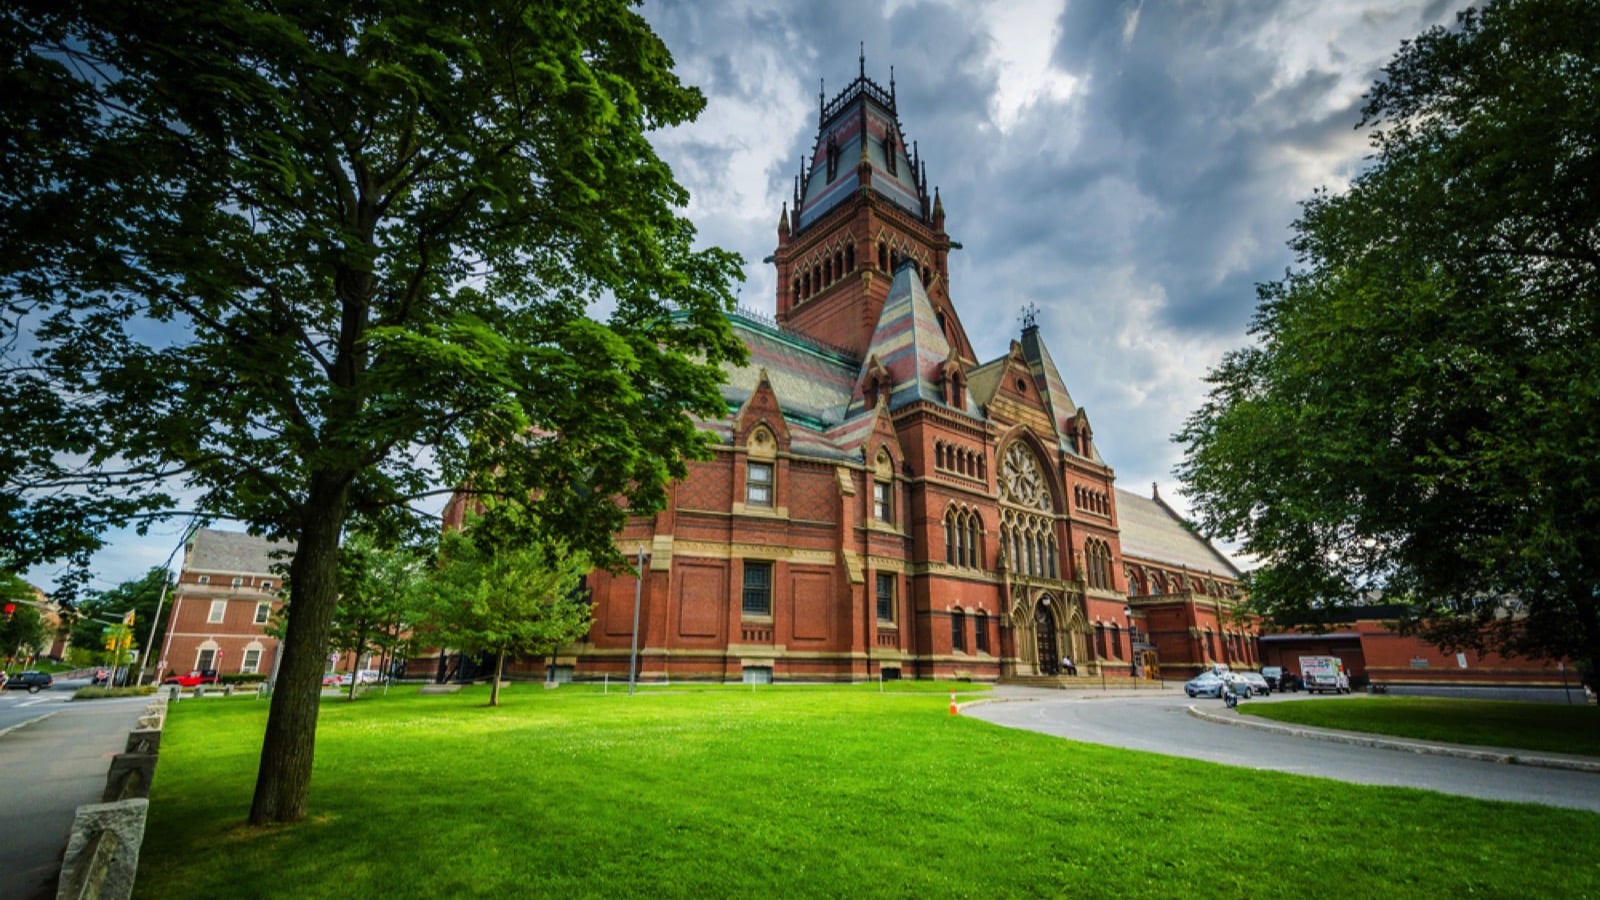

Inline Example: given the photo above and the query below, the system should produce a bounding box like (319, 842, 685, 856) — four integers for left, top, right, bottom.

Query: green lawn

(1242, 695, 1600, 757)
(138, 685, 1600, 899)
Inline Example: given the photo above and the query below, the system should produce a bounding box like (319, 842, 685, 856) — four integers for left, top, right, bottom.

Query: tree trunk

(249, 473, 351, 825)
(490, 648, 505, 707)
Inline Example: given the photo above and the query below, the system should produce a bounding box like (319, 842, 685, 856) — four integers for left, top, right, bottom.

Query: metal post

(627, 545, 644, 696)
(135, 577, 172, 687)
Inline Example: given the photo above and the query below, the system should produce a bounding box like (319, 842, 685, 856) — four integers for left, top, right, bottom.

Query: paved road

(0, 689, 151, 900)
(965, 686, 1600, 812)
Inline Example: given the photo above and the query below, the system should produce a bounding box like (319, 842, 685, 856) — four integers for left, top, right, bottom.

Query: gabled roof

(847, 263, 952, 416)
(1115, 488, 1240, 578)
(1019, 325, 1082, 442)
(185, 528, 293, 576)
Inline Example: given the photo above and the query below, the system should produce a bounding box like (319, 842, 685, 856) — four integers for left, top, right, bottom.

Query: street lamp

(1123, 605, 1137, 684)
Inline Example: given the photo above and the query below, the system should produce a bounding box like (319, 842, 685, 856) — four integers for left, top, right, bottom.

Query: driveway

(964, 685, 1600, 812)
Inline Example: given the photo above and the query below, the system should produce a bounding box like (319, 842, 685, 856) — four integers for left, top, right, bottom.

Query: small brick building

(157, 528, 291, 679)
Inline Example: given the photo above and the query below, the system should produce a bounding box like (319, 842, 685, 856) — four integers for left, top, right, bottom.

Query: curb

(1185, 703, 1600, 774)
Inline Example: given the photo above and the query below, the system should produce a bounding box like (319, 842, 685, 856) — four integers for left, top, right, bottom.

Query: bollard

(167, 685, 179, 703)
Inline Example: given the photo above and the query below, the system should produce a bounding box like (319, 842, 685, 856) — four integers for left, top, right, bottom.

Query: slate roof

(1114, 489, 1239, 578)
(847, 262, 952, 416)
(185, 528, 293, 576)
(794, 71, 926, 232)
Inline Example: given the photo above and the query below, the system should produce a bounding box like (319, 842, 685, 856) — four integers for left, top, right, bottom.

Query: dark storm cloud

(67, 0, 1483, 586)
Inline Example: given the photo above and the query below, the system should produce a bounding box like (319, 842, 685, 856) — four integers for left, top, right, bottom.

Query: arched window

(945, 509, 957, 564)
(834, 250, 843, 280)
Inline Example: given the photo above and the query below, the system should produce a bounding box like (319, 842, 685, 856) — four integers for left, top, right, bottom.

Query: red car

(161, 669, 221, 687)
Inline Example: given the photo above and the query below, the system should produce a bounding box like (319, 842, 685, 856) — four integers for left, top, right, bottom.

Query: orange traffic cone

(949, 689, 958, 716)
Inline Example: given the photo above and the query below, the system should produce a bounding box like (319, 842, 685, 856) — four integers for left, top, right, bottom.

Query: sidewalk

(0, 697, 151, 900)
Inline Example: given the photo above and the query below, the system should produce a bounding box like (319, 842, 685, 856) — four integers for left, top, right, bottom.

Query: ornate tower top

(792, 53, 928, 234)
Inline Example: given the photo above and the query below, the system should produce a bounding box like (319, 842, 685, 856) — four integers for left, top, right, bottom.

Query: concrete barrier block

(56, 798, 147, 900)
(101, 754, 157, 803)
(124, 729, 162, 755)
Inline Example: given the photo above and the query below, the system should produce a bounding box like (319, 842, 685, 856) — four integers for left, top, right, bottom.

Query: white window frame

(254, 601, 271, 625)
(208, 600, 226, 623)
(241, 648, 262, 674)
(747, 461, 773, 507)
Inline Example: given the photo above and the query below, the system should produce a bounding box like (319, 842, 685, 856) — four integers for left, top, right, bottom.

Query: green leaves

(2, 0, 741, 821)
(1178, 0, 1600, 673)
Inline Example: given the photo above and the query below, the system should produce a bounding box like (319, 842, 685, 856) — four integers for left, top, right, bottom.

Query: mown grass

(1243, 695, 1600, 757)
(138, 685, 1600, 899)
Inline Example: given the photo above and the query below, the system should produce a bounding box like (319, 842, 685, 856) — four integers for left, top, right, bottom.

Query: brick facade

(526, 65, 1250, 685)
(157, 529, 289, 679)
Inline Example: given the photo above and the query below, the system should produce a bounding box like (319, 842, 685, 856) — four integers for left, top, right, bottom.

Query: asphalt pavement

(963, 683, 1600, 811)
(0, 682, 151, 900)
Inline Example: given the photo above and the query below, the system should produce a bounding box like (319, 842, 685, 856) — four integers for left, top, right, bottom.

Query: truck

(1299, 656, 1350, 694)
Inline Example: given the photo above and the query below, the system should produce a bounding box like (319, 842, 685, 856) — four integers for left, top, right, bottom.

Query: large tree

(1177, 0, 1600, 684)
(0, 1, 743, 824)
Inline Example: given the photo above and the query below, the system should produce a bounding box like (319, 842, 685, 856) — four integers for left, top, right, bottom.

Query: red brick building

(501, 65, 1250, 685)
(157, 528, 291, 679)
(1260, 606, 1575, 691)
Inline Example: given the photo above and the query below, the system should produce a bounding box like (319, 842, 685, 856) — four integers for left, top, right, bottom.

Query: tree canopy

(66, 566, 171, 674)
(330, 530, 425, 698)
(1177, 0, 1600, 682)
(1, 0, 744, 824)
(420, 507, 592, 707)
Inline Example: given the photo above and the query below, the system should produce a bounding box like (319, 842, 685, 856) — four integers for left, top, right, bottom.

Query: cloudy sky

(35, 0, 1473, 594)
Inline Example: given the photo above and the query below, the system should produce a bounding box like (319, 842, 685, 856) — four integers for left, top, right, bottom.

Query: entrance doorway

(1035, 602, 1059, 675)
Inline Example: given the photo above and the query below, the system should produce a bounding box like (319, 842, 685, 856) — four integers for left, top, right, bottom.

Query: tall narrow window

(747, 462, 773, 507)
(742, 562, 773, 617)
(873, 480, 892, 523)
(254, 602, 271, 625)
(208, 600, 226, 623)
(951, 610, 966, 653)
(196, 648, 216, 670)
(875, 572, 895, 623)
(241, 648, 262, 673)
(975, 611, 989, 654)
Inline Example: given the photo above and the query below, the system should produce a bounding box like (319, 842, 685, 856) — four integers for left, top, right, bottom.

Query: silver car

(1239, 671, 1271, 696)
(1184, 672, 1226, 698)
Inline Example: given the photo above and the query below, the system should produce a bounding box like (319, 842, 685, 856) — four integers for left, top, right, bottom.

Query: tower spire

(859, 42, 865, 79)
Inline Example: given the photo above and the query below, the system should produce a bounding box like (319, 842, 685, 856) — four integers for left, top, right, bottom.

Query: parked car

(1220, 672, 1255, 698)
(322, 672, 343, 687)
(1260, 666, 1284, 690)
(1239, 672, 1271, 696)
(1185, 672, 1226, 698)
(338, 669, 383, 686)
(162, 669, 221, 687)
(5, 670, 53, 693)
